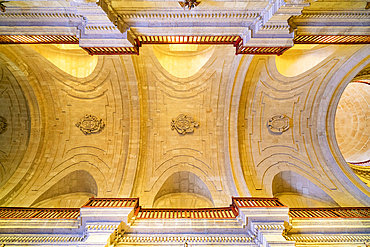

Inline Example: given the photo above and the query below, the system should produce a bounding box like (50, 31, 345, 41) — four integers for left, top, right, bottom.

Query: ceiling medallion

(171, 114, 199, 135)
(0, 116, 7, 134)
(0, 1, 7, 12)
(76, 114, 105, 135)
(179, 0, 201, 10)
(267, 115, 290, 133)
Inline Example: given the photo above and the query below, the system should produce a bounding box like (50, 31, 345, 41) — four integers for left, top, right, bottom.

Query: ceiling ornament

(171, 114, 199, 135)
(75, 114, 105, 135)
(0, 1, 7, 12)
(179, 0, 201, 10)
(267, 115, 290, 133)
(0, 116, 7, 134)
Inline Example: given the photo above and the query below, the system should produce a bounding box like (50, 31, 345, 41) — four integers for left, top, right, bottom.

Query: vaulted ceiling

(0, 0, 370, 208)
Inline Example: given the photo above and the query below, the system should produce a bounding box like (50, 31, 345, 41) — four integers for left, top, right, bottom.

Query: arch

(272, 170, 338, 207)
(153, 171, 214, 208)
(146, 162, 226, 207)
(261, 160, 339, 203)
(0, 49, 43, 205)
(335, 81, 370, 162)
(34, 156, 109, 198)
(31, 170, 97, 207)
(318, 45, 370, 205)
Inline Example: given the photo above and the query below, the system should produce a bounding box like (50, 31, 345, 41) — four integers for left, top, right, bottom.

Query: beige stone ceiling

(335, 82, 370, 163)
(1, 43, 370, 208)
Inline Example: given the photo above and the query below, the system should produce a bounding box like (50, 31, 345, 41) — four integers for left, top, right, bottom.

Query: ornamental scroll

(171, 114, 199, 135)
(267, 115, 290, 133)
(0, 116, 7, 134)
(76, 114, 105, 135)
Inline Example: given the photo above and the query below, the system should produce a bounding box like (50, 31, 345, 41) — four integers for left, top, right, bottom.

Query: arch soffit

(261, 161, 340, 203)
(0, 50, 42, 204)
(236, 46, 370, 202)
(226, 54, 254, 197)
(321, 45, 370, 205)
(147, 161, 223, 207)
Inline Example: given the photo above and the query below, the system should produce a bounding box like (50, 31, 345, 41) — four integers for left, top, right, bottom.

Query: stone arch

(272, 170, 338, 207)
(335, 81, 370, 163)
(260, 160, 338, 202)
(34, 156, 109, 199)
(31, 170, 97, 208)
(153, 171, 214, 208)
(146, 162, 224, 207)
(318, 45, 370, 205)
(0, 50, 43, 206)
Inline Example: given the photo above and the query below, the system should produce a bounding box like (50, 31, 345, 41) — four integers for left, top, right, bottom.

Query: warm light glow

(169, 44, 198, 51)
(53, 44, 81, 50)
(30, 44, 98, 78)
(275, 44, 337, 77)
(153, 45, 214, 78)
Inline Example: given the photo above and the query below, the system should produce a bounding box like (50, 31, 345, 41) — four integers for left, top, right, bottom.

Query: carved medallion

(171, 114, 199, 135)
(268, 115, 290, 133)
(76, 114, 105, 135)
(0, 116, 7, 134)
(179, 0, 201, 10)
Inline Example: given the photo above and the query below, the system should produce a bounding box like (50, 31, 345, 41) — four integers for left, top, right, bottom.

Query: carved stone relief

(0, 116, 7, 134)
(75, 114, 105, 135)
(267, 115, 290, 133)
(171, 114, 199, 135)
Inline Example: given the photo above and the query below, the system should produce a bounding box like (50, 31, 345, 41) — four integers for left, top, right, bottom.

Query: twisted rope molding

(0, 12, 82, 18)
(117, 236, 254, 244)
(0, 236, 86, 243)
(120, 12, 259, 19)
(285, 235, 370, 242)
(297, 12, 370, 19)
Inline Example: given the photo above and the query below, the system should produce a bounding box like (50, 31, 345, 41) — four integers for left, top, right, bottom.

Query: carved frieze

(0, 116, 7, 134)
(267, 115, 290, 133)
(171, 114, 199, 135)
(76, 114, 105, 135)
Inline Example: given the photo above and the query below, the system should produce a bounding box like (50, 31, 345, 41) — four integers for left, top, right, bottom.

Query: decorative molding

(297, 12, 370, 19)
(0, 12, 81, 19)
(0, 1, 7, 12)
(85, 25, 118, 31)
(86, 224, 118, 232)
(349, 164, 370, 181)
(117, 236, 254, 244)
(289, 207, 370, 218)
(267, 115, 290, 133)
(0, 116, 7, 134)
(261, 25, 290, 30)
(355, 66, 370, 78)
(0, 235, 86, 243)
(236, 46, 291, 55)
(137, 35, 240, 46)
(179, 0, 201, 10)
(294, 35, 370, 44)
(82, 47, 138, 55)
(0, 35, 79, 44)
(0, 207, 80, 219)
(75, 114, 105, 135)
(120, 12, 259, 19)
(171, 114, 199, 135)
(285, 235, 370, 242)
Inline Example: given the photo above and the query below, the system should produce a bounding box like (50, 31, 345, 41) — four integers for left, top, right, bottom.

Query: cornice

(85, 25, 118, 31)
(0, 12, 82, 19)
(0, 235, 86, 243)
(116, 235, 255, 244)
(296, 12, 370, 19)
(120, 11, 260, 19)
(285, 235, 370, 242)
